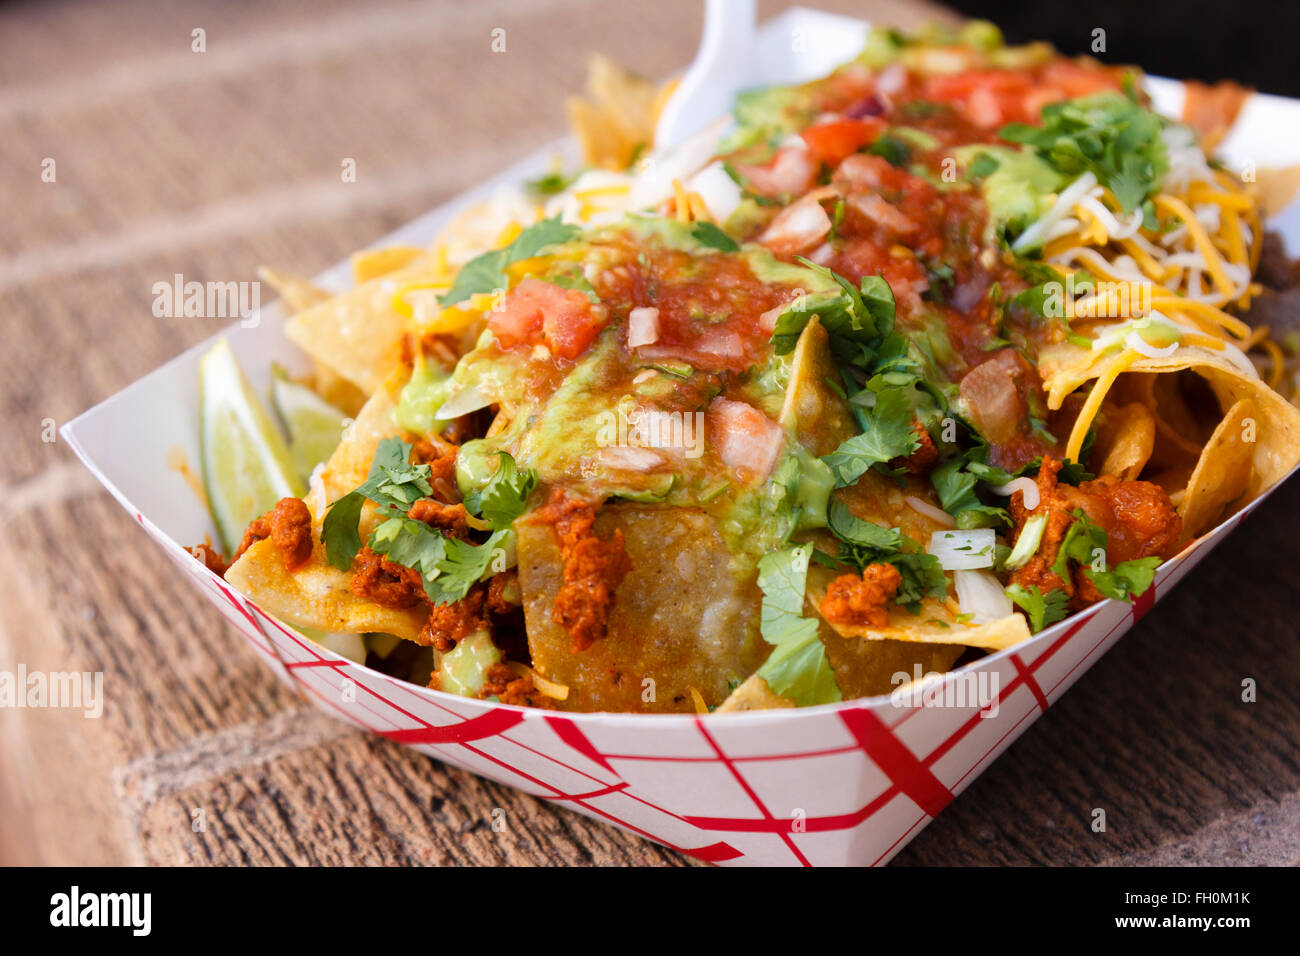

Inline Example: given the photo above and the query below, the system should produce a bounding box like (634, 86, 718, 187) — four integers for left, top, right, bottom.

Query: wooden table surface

(2, 0, 1297, 867)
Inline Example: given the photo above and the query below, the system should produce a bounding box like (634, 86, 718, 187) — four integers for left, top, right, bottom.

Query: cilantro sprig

(463, 452, 538, 531)
(1005, 584, 1069, 633)
(439, 217, 580, 306)
(1000, 92, 1170, 213)
(321, 438, 535, 606)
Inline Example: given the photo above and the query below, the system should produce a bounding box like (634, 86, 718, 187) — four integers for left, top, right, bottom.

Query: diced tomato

(707, 398, 784, 481)
(488, 278, 605, 360)
(800, 117, 884, 166)
(1039, 59, 1123, 98)
(734, 146, 818, 199)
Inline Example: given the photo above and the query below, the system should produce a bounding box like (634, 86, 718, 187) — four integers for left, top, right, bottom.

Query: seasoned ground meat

(189, 540, 229, 576)
(893, 419, 939, 475)
(233, 497, 313, 571)
(418, 588, 489, 651)
(533, 488, 631, 653)
(476, 663, 557, 709)
(410, 438, 460, 502)
(821, 562, 903, 629)
(349, 546, 427, 608)
(407, 498, 470, 539)
(1008, 457, 1182, 606)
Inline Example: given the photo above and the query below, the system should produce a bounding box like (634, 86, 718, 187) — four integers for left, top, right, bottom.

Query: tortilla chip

(1094, 402, 1156, 480)
(516, 504, 767, 713)
(284, 254, 441, 394)
(1179, 397, 1258, 537)
(351, 245, 425, 284)
(258, 266, 333, 314)
(311, 361, 368, 419)
(223, 363, 427, 641)
(806, 564, 1031, 652)
(567, 55, 670, 170)
(224, 537, 427, 642)
(318, 363, 410, 503)
(1039, 341, 1300, 507)
(780, 316, 857, 455)
(714, 674, 797, 713)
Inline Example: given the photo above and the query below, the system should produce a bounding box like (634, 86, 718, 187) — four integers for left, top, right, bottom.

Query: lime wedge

(199, 339, 305, 552)
(271, 365, 349, 482)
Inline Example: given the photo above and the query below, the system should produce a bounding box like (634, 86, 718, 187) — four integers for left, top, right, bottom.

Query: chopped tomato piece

(708, 398, 784, 481)
(734, 145, 819, 199)
(488, 278, 606, 360)
(800, 117, 884, 166)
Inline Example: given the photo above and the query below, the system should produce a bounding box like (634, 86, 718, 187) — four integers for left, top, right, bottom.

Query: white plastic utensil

(653, 0, 757, 151)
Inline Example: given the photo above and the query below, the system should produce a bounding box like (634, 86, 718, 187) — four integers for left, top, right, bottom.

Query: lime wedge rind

(199, 339, 305, 552)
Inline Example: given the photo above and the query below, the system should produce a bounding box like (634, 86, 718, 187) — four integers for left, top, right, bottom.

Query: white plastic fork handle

(653, 0, 757, 152)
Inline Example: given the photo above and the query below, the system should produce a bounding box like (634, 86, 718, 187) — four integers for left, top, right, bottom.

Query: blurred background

(1, 0, 1296, 867)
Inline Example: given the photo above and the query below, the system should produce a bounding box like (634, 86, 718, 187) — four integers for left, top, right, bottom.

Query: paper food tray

(61, 7, 1300, 866)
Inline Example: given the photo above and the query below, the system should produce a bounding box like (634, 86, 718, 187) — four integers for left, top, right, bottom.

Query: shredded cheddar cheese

(1067, 347, 1143, 462)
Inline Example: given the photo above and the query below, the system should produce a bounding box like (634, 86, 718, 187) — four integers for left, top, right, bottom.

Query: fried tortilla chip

(806, 563, 1031, 652)
(1040, 342, 1300, 509)
(258, 266, 333, 314)
(1094, 401, 1157, 481)
(284, 254, 442, 394)
(224, 364, 424, 640)
(779, 316, 857, 456)
(714, 674, 798, 712)
(351, 245, 425, 284)
(225, 536, 427, 642)
(1180, 397, 1258, 537)
(516, 504, 767, 713)
(567, 55, 671, 170)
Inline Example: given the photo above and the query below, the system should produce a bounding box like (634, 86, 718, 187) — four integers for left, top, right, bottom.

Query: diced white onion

(1125, 329, 1179, 359)
(627, 306, 661, 347)
(904, 495, 957, 528)
(989, 477, 1040, 511)
(954, 569, 1015, 624)
(927, 529, 997, 570)
(687, 161, 743, 224)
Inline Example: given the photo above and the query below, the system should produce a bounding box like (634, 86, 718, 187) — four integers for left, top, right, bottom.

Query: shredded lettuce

(755, 544, 841, 706)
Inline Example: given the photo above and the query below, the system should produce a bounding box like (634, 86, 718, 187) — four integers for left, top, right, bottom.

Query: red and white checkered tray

(62, 8, 1300, 865)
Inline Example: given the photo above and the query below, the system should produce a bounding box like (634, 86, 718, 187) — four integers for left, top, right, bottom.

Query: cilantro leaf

(322, 492, 366, 571)
(822, 387, 920, 487)
(463, 453, 537, 530)
(368, 516, 448, 591)
(1000, 93, 1170, 212)
(690, 221, 740, 252)
(439, 217, 580, 305)
(1082, 556, 1162, 601)
(754, 544, 841, 707)
(423, 530, 514, 606)
(1005, 584, 1069, 633)
(321, 437, 431, 570)
(771, 260, 896, 356)
(827, 499, 903, 550)
(930, 456, 1009, 528)
(1052, 509, 1108, 581)
(525, 169, 576, 197)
